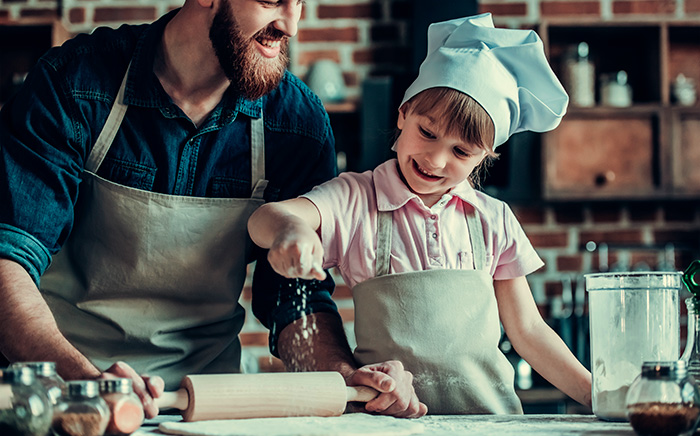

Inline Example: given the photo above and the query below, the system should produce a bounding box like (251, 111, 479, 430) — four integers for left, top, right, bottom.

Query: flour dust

(273, 279, 318, 371)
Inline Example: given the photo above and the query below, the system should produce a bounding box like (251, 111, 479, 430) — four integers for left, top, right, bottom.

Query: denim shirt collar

(121, 9, 262, 124)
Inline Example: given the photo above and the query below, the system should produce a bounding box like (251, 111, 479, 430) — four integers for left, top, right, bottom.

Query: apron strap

(464, 203, 486, 271)
(250, 114, 267, 200)
(375, 211, 393, 277)
(86, 62, 131, 173)
(375, 201, 488, 276)
(85, 62, 268, 200)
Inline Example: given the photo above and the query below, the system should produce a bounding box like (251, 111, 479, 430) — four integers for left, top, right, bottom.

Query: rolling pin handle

(346, 386, 380, 403)
(154, 388, 189, 412)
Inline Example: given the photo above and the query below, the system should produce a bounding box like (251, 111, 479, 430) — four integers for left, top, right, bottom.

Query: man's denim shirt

(0, 10, 339, 353)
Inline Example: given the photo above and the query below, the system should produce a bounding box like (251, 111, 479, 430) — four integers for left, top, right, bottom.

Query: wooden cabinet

(672, 108, 700, 194)
(540, 20, 700, 200)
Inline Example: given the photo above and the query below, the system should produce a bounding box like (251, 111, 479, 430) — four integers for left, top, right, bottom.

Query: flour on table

(158, 413, 425, 436)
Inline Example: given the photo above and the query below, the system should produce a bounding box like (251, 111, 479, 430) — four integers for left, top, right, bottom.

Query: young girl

(248, 13, 591, 414)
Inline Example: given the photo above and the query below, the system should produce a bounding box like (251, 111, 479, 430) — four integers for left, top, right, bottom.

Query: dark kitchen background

(2, 0, 699, 414)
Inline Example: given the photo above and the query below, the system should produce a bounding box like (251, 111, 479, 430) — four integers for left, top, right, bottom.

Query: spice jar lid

(2, 366, 36, 385)
(66, 380, 100, 398)
(99, 378, 133, 394)
(10, 361, 57, 378)
(641, 361, 687, 379)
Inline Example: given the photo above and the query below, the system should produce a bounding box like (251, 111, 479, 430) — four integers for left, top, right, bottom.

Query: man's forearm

(0, 258, 100, 380)
(277, 312, 357, 379)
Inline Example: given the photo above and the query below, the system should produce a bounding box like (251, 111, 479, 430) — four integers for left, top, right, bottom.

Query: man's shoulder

(40, 23, 147, 76)
(263, 71, 329, 126)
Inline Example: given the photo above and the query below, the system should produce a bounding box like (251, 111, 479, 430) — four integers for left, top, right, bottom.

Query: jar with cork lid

(98, 378, 144, 435)
(53, 380, 109, 436)
(0, 366, 53, 436)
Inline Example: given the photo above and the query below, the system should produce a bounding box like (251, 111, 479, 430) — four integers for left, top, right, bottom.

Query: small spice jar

(626, 361, 700, 436)
(10, 362, 65, 407)
(98, 378, 144, 435)
(0, 366, 54, 436)
(53, 380, 109, 436)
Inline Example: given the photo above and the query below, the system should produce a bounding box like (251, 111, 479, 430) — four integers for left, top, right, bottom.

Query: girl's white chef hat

(400, 13, 569, 149)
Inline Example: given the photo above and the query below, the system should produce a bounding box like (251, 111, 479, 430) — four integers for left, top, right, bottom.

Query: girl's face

(395, 106, 487, 207)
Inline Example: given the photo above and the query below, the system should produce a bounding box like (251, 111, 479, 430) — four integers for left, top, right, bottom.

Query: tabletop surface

(135, 413, 638, 435)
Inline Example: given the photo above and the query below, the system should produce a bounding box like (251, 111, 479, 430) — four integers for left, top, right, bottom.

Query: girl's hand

(346, 360, 428, 418)
(267, 223, 326, 281)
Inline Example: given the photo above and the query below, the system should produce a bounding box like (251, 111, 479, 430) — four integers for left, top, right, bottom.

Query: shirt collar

(374, 159, 482, 213)
(122, 9, 262, 121)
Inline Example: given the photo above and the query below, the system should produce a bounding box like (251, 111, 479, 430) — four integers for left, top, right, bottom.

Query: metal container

(586, 272, 682, 421)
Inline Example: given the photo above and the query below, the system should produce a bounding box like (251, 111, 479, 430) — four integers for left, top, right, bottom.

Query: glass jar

(586, 271, 682, 421)
(10, 362, 65, 407)
(681, 298, 700, 381)
(600, 70, 633, 107)
(0, 366, 53, 436)
(682, 261, 700, 380)
(626, 361, 700, 436)
(53, 380, 109, 436)
(563, 41, 595, 107)
(673, 74, 697, 107)
(98, 378, 144, 436)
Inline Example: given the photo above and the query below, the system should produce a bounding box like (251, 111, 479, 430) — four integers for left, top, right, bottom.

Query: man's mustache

(254, 26, 287, 41)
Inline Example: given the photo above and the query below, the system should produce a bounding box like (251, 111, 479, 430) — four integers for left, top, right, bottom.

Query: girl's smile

(412, 159, 442, 181)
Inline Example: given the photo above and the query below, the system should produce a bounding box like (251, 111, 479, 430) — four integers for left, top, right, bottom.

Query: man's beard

(209, 1, 289, 100)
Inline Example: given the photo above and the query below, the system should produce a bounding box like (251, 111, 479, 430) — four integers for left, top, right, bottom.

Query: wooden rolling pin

(154, 372, 379, 422)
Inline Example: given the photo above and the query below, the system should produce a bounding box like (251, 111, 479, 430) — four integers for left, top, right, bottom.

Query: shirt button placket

(427, 213, 440, 263)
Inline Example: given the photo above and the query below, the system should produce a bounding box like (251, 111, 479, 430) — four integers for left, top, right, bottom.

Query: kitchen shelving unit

(540, 19, 700, 200)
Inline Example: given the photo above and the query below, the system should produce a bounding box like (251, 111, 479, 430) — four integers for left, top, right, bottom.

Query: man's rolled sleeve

(250, 254, 341, 357)
(0, 224, 52, 286)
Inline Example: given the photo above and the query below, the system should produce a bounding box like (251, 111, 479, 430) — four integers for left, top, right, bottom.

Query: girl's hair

(402, 87, 499, 187)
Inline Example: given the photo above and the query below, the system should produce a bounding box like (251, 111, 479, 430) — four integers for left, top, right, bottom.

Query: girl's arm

(247, 198, 326, 281)
(251, 199, 428, 418)
(495, 276, 592, 408)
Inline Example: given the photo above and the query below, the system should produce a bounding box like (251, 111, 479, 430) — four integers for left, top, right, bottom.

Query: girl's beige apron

(353, 206, 522, 414)
(40, 65, 267, 390)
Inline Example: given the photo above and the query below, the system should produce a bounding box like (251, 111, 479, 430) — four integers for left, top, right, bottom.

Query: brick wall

(4, 0, 699, 96)
(2, 0, 699, 373)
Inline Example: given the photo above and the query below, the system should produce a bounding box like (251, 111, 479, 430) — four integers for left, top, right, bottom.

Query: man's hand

(100, 361, 165, 419)
(346, 360, 427, 418)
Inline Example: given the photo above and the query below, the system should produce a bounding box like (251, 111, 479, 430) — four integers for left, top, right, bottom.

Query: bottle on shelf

(563, 42, 595, 107)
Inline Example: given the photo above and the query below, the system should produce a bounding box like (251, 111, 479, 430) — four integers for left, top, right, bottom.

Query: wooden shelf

(540, 19, 700, 201)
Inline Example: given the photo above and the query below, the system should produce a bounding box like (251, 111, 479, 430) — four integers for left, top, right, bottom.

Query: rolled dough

(158, 413, 425, 436)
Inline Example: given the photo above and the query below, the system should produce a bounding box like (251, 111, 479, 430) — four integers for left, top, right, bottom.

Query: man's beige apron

(353, 205, 522, 414)
(40, 65, 267, 390)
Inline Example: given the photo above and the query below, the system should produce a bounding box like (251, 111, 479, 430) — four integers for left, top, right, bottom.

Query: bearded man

(0, 0, 424, 419)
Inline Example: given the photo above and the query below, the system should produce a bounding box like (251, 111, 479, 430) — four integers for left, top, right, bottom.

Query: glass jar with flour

(586, 272, 682, 421)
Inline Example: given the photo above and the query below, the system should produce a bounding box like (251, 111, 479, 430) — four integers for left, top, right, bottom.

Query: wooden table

(134, 414, 637, 435)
